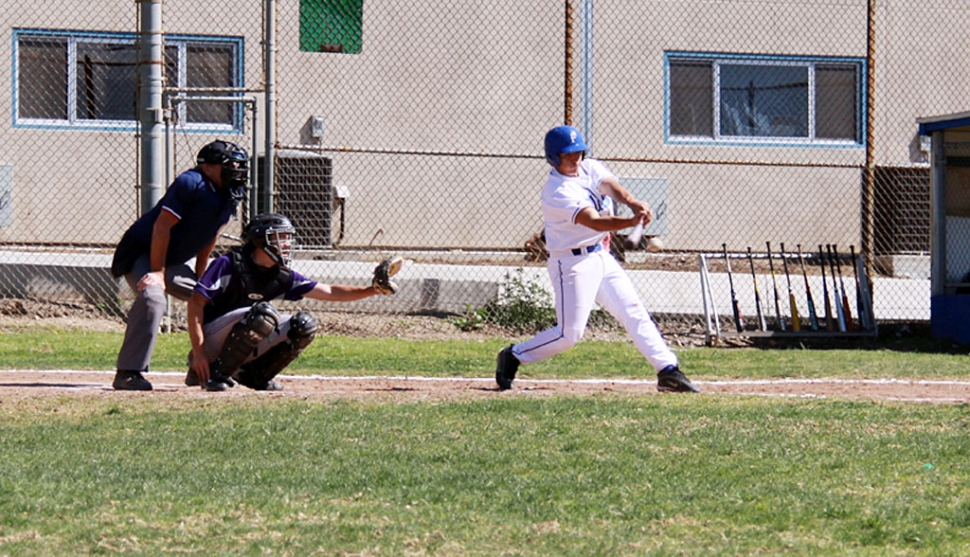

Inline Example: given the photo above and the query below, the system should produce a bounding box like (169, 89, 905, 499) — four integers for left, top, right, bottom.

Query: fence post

(138, 0, 165, 215)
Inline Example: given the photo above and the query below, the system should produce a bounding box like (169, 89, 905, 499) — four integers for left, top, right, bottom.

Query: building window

(666, 53, 864, 146)
(300, 0, 363, 53)
(14, 29, 243, 131)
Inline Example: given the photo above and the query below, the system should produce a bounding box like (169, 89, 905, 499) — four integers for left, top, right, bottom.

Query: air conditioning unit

(257, 150, 332, 248)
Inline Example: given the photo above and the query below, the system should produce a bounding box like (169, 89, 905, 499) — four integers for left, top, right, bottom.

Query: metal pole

(263, 0, 277, 214)
(861, 0, 877, 286)
(929, 130, 946, 298)
(564, 0, 572, 125)
(138, 0, 165, 215)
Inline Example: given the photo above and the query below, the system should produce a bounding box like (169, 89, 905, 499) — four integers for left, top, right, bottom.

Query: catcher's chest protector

(230, 247, 292, 305)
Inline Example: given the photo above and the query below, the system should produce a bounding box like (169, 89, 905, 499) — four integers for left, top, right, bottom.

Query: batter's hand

(137, 271, 166, 291)
(629, 200, 653, 225)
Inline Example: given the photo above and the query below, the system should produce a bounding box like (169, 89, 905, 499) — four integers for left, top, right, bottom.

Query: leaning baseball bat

(850, 245, 871, 331)
(797, 244, 819, 331)
(780, 243, 800, 331)
(766, 242, 785, 331)
(623, 218, 645, 250)
(833, 244, 853, 331)
(826, 245, 846, 332)
(723, 244, 745, 333)
(747, 247, 767, 331)
(819, 244, 835, 331)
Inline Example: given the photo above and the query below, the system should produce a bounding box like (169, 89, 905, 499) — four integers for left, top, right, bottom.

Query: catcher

(185, 212, 402, 392)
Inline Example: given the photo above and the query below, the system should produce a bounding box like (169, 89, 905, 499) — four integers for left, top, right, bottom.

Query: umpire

(110, 140, 249, 391)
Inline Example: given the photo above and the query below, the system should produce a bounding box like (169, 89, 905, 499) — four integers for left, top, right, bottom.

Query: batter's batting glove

(372, 256, 403, 295)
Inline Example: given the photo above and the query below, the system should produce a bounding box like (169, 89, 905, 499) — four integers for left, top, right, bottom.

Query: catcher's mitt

(372, 256, 403, 295)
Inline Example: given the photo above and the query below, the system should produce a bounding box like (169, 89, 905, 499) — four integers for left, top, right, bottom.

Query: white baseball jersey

(541, 158, 615, 253)
(511, 157, 678, 372)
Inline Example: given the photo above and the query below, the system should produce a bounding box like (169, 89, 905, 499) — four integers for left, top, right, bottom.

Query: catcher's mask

(544, 125, 587, 168)
(197, 140, 250, 203)
(244, 213, 296, 268)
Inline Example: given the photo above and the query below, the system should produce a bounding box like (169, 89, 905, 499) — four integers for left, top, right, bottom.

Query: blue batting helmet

(544, 125, 588, 167)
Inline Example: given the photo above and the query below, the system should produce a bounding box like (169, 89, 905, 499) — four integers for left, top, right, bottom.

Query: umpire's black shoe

(495, 344, 520, 390)
(184, 368, 200, 387)
(657, 365, 700, 393)
(113, 370, 153, 391)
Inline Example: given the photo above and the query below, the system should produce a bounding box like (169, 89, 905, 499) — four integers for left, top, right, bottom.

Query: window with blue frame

(667, 53, 864, 145)
(14, 29, 244, 131)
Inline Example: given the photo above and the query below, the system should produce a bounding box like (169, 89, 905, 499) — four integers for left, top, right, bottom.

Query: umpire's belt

(571, 243, 603, 256)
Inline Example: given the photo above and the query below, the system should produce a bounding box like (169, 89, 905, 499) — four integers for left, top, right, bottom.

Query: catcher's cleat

(204, 373, 236, 392)
(234, 369, 284, 391)
(113, 370, 153, 391)
(495, 344, 520, 390)
(184, 368, 200, 387)
(657, 365, 700, 393)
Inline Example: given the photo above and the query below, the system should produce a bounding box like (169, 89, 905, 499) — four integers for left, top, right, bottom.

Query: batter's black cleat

(657, 365, 700, 393)
(113, 370, 153, 391)
(495, 344, 520, 390)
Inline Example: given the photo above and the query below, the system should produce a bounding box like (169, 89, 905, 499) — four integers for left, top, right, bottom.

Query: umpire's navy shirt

(124, 168, 235, 266)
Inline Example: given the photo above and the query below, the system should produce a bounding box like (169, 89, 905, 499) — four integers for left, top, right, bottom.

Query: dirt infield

(2, 370, 970, 404)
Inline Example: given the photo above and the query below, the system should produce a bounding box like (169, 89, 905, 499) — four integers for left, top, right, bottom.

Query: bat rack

(698, 248, 878, 346)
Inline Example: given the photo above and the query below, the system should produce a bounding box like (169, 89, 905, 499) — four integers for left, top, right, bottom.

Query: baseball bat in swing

(623, 218, 645, 251)
(779, 243, 800, 331)
(826, 245, 847, 332)
(723, 244, 745, 333)
(832, 244, 853, 331)
(819, 244, 835, 331)
(766, 242, 786, 331)
(747, 247, 767, 331)
(796, 244, 819, 331)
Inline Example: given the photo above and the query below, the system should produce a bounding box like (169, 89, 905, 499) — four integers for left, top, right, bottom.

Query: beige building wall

(1, 1, 965, 250)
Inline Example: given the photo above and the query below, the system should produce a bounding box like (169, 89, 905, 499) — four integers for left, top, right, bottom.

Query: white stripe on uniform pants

(511, 248, 677, 371)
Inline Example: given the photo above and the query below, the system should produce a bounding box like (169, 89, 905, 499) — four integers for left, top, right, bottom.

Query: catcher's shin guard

(235, 311, 317, 390)
(210, 302, 280, 382)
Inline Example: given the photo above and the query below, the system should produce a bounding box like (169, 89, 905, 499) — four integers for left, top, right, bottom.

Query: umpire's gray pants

(116, 254, 197, 372)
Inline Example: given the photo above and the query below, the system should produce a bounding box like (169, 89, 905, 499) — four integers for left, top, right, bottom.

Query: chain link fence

(2, 1, 967, 341)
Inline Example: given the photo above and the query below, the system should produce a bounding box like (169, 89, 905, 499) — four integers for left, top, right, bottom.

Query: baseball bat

(797, 244, 819, 331)
(826, 245, 846, 332)
(850, 245, 871, 331)
(747, 247, 767, 331)
(819, 244, 835, 331)
(833, 244, 853, 331)
(624, 218, 645, 250)
(766, 242, 786, 331)
(723, 244, 745, 333)
(779, 242, 800, 331)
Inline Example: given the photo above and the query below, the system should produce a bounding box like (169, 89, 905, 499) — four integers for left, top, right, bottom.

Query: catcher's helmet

(197, 140, 250, 203)
(245, 213, 296, 268)
(544, 125, 587, 167)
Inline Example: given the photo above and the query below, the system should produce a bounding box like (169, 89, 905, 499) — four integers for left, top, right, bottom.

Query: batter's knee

(559, 326, 586, 348)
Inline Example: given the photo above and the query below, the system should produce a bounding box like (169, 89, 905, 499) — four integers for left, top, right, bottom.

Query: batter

(495, 125, 699, 393)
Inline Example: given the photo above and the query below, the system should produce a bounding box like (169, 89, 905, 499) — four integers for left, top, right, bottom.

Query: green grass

(1, 327, 970, 555)
(1, 328, 968, 381)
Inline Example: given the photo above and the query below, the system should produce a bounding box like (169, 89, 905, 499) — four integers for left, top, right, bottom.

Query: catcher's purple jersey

(194, 254, 317, 324)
